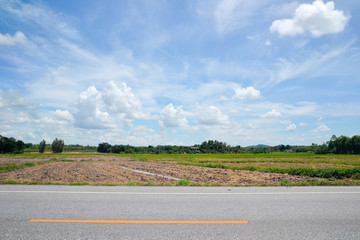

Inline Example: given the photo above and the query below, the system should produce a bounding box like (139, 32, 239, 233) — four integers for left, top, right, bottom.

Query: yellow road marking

(28, 219, 248, 224)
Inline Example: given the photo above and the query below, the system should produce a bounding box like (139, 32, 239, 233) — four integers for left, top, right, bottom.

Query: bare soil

(0, 154, 322, 185)
(0, 155, 54, 166)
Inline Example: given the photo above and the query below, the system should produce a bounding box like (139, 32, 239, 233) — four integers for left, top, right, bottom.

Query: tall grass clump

(176, 179, 191, 186)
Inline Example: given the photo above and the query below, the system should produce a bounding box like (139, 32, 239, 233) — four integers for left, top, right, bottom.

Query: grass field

(1, 153, 360, 186)
(128, 153, 360, 181)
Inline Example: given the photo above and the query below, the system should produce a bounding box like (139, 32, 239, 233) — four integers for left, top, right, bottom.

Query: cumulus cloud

(233, 86, 261, 100)
(270, 0, 349, 37)
(311, 122, 330, 132)
(74, 86, 114, 129)
(261, 109, 282, 118)
(286, 123, 297, 132)
(159, 103, 188, 128)
(42, 110, 74, 126)
(52, 110, 74, 123)
(0, 90, 27, 108)
(102, 81, 144, 119)
(0, 31, 28, 46)
(196, 105, 229, 125)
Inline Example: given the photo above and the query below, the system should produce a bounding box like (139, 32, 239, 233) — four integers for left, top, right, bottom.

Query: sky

(0, 0, 360, 147)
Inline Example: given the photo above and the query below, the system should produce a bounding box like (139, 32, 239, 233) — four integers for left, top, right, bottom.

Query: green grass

(69, 182, 90, 186)
(280, 179, 292, 186)
(0, 158, 76, 173)
(2, 152, 360, 186)
(176, 179, 191, 186)
(130, 155, 148, 161)
(178, 162, 360, 180)
(116, 153, 359, 160)
(2, 179, 359, 186)
(198, 159, 360, 166)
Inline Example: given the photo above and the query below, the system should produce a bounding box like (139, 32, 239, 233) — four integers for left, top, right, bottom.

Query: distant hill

(246, 144, 271, 148)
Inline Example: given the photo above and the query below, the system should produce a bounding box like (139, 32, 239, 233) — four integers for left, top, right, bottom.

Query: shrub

(39, 140, 46, 153)
(176, 179, 190, 186)
(97, 142, 112, 153)
(0, 135, 25, 154)
(51, 138, 64, 153)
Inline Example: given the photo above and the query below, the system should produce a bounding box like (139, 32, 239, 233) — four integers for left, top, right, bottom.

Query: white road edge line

(0, 191, 360, 195)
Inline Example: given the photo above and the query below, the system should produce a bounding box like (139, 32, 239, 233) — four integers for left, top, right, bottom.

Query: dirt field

(0, 154, 327, 186)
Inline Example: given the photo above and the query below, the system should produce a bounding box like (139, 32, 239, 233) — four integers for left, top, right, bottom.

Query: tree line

(0, 135, 64, 154)
(1, 134, 359, 154)
(0, 135, 26, 154)
(97, 136, 360, 155)
(315, 135, 360, 154)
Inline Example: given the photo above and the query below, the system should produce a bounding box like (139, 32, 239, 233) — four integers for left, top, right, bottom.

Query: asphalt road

(1, 185, 360, 240)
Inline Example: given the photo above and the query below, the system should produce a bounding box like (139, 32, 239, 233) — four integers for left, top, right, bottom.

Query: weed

(176, 179, 190, 186)
(280, 179, 292, 186)
(130, 155, 148, 161)
(351, 173, 360, 180)
(69, 182, 89, 186)
(1, 179, 18, 184)
(80, 159, 93, 162)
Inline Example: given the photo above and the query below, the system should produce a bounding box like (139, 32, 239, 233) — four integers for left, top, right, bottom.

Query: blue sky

(0, 0, 359, 146)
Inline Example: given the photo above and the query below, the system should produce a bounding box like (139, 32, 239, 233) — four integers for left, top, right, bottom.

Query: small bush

(39, 140, 46, 153)
(176, 179, 190, 186)
(351, 173, 360, 180)
(51, 138, 64, 153)
(280, 179, 291, 186)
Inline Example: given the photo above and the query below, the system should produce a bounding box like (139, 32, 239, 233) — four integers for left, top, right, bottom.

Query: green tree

(97, 142, 112, 153)
(51, 138, 64, 153)
(199, 140, 229, 153)
(16, 140, 25, 153)
(351, 135, 360, 154)
(39, 139, 46, 153)
(315, 144, 328, 154)
(0, 135, 25, 154)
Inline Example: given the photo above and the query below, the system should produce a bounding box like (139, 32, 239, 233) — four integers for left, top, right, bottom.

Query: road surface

(1, 185, 359, 239)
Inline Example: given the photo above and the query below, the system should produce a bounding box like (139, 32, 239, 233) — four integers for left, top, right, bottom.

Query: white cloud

(74, 86, 114, 129)
(311, 122, 330, 133)
(286, 123, 297, 132)
(270, 0, 349, 37)
(261, 109, 281, 118)
(102, 81, 144, 119)
(214, 0, 260, 34)
(268, 44, 351, 86)
(299, 122, 307, 127)
(52, 110, 74, 123)
(247, 35, 259, 41)
(0, 90, 27, 108)
(280, 119, 293, 125)
(196, 105, 229, 125)
(42, 110, 74, 126)
(233, 86, 261, 100)
(2, 1, 80, 40)
(159, 103, 188, 128)
(265, 40, 271, 46)
(0, 31, 28, 46)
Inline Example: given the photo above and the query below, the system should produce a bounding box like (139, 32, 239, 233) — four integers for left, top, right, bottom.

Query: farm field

(1, 153, 360, 186)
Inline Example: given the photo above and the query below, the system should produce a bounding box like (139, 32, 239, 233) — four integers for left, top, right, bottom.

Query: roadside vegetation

(1, 134, 360, 186)
(0, 152, 359, 186)
(2, 134, 359, 155)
